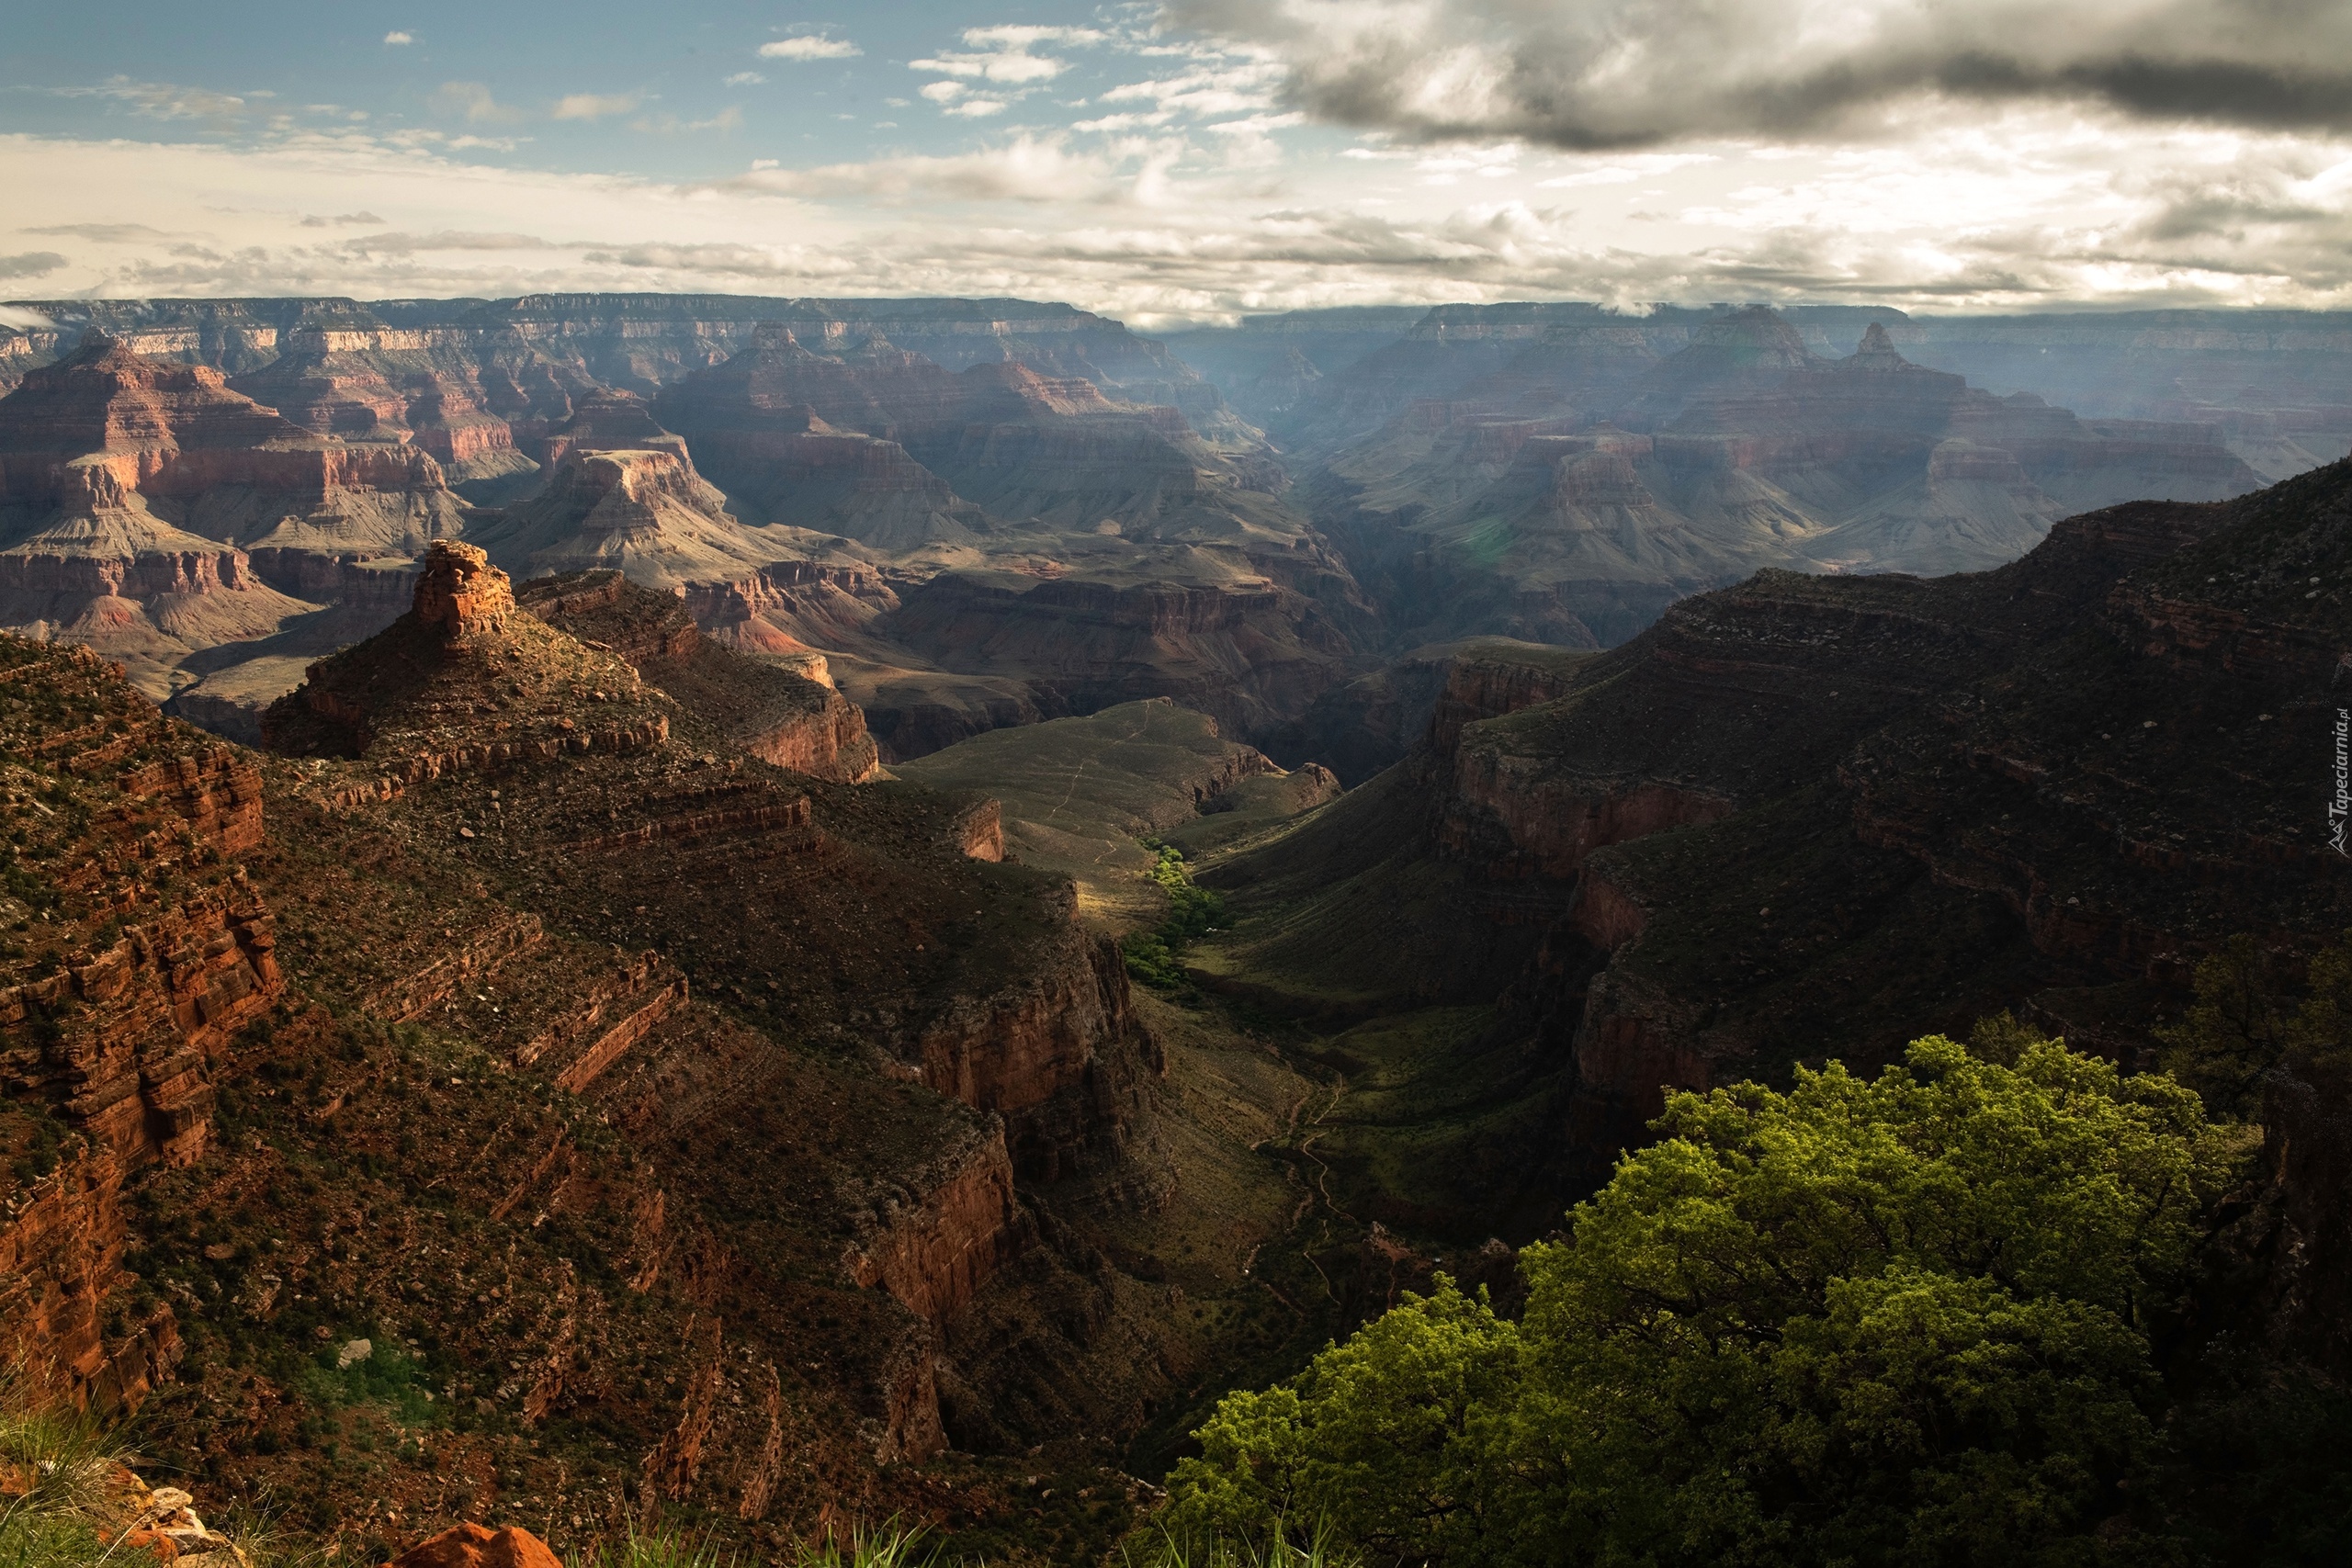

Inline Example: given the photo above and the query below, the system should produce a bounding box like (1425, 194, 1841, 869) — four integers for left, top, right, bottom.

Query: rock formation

(515, 569, 880, 784)
(465, 447, 789, 590)
(0, 333, 474, 703)
(0, 299, 1368, 760)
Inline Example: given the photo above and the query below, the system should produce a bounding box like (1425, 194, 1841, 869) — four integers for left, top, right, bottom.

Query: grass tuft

(1123, 1521, 1362, 1568)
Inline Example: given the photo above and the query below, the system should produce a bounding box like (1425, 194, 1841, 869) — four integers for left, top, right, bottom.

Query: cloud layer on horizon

(6, 4, 2352, 324)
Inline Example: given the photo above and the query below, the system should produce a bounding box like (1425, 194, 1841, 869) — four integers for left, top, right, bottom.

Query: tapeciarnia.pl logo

(2334, 706, 2350, 856)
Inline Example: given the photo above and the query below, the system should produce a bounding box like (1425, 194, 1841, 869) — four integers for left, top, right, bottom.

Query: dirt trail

(1246, 1066, 1354, 1307)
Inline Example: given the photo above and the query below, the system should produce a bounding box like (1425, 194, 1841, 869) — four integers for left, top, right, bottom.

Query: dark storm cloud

(1166, 0, 2352, 147)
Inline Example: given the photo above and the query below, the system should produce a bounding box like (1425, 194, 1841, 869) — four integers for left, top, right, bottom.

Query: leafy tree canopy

(1169, 1034, 2248, 1568)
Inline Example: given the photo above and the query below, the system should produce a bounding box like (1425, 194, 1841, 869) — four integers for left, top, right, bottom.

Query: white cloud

(15, 53, 2352, 327)
(432, 81, 524, 125)
(717, 135, 1119, 203)
(910, 24, 1104, 86)
(1540, 153, 1721, 188)
(758, 36, 861, 62)
(963, 26, 1107, 50)
(630, 107, 744, 135)
(382, 30, 413, 46)
(48, 77, 251, 125)
(552, 92, 643, 121)
(724, 72, 766, 87)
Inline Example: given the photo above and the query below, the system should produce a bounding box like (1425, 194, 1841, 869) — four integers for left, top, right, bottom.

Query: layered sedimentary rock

(516, 569, 880, 784)
(0, 333, 473, 697)
(649, 323, 1368, 755)
(1380, 474, 2336, 1180)
(0, 637, 290, 1410)
(467, 448, 788, 590)
(2, 299, 1363, 757)
(650, 338, 988, 548)
(0, 641, 279, 1168)
(894, 921, 1161, 1181)
(0, 1138, 181, 1412)
(226, 326, 539, 490)
(879, 570, 1357, 754)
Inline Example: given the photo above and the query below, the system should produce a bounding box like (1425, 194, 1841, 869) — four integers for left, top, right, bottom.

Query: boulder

(384, 1523, 563, 1568)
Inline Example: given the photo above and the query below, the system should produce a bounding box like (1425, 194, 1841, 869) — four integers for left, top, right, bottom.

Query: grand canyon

(7, 2, 2352, 1561)
(2, 285, 2346, 1563)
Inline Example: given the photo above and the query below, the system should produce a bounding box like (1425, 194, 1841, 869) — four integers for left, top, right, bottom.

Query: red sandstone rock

(384, 1522, 563, 1568)
(412, 541, 514, 632)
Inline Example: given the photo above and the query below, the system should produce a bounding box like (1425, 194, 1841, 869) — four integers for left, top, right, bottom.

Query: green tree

(1169, 1034, 2247, 1568)
(1169, 1279, 1519, 1564)
(2156, 930, 2352, 1116)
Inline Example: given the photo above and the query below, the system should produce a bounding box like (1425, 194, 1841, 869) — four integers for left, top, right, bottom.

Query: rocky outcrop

(950, 798, 1006, 862)
(412, 539, 513, 630)
(895, 928, 1161, 1181)
(265, 543, 675, 779)
(841, 1123, 1023, 1325)
(387, 1522, 564, 1568)
(515, 569, 881, 784)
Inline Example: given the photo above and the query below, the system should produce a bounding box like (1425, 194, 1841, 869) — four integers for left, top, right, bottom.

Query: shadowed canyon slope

(1189, 457, 2351, 1246)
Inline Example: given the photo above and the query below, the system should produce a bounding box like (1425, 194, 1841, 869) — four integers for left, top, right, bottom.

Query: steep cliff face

(0, 640, 279, 1168)
(224, 326, 541, 489)
(840, 1122, 1023, 1325)
(1407, 477, 2346, 1182)
(896, 923, 1162, 1182)
(0, 637, 292, 1410)
(0, 1136, 180, 1412)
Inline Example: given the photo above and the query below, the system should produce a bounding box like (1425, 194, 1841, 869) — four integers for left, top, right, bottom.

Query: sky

(5, 0, 2352, 325)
